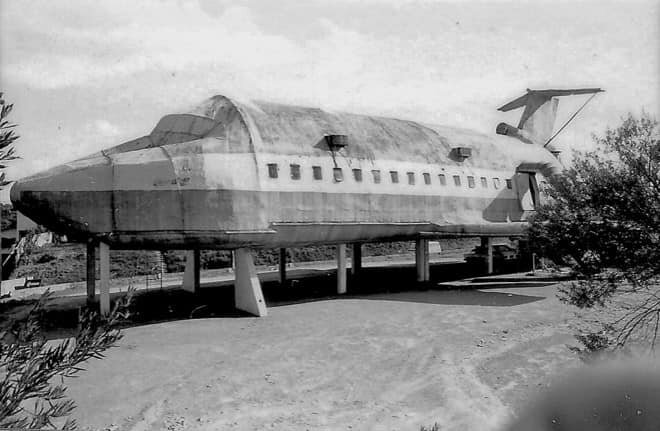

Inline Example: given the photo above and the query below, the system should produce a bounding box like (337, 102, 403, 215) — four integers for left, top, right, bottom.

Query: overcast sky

(1, 0, 658, 201)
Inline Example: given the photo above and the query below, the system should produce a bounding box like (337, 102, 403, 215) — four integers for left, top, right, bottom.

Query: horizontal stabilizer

(497, 88, 603, 112)
(496, 87, 603, 147)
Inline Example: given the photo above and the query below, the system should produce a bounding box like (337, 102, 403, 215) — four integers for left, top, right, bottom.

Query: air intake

(324, 134, 348, 150)
(451, 147, 472, 161)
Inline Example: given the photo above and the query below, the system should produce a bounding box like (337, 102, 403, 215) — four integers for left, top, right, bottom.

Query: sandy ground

(60, 273, 580, 431)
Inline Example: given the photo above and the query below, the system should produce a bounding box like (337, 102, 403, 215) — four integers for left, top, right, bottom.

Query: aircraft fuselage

(10, 95, 559, 249)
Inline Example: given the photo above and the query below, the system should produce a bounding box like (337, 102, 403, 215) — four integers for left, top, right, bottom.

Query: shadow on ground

(0, 261, 555, 338)
(358, 290, 545, 307)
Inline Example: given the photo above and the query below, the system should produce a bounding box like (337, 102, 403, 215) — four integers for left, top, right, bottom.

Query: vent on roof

(451, 147, 472, 161)
(324, 134, 348, 150)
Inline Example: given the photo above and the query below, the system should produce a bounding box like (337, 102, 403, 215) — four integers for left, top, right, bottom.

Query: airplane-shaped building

(10, 88, 602, 316)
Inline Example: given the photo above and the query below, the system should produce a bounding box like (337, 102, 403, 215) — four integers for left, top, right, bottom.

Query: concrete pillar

(424, 242, 430, 282)
(279, 248, 287, 286)
(481, 237, 494, 274)
(86, 240, 96, 306)
(336, 244, 347, 294)
(234, 248, 267, 317)
(182, 249, 200, 293)
(99, 242, 110, 316)
(158, 251, 165, 285)
(351, 243, 362, 276)
(416, 239, 429, 282)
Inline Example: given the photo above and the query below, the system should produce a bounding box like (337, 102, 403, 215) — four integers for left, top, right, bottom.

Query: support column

(99, 242, 110, 316)
(416, 239, 429, 282)
(481, 237, 494, 274)
(279, 248, 287, 286)
(351, 243, 362, 276)
(234, 248, 267, 317)
(424, 241, 430, 282)
(182, 249, 200, 293)
(336, 244, 347, 294)
(86, 240, 97, 306)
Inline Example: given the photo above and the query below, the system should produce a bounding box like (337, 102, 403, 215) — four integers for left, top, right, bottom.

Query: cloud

(0, 0, 658, 183)
(1, 2, 303, 91)
(91, 120, 121, 139)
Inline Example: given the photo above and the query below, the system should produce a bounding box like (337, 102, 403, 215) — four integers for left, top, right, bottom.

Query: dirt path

(65, 281, 580, 431)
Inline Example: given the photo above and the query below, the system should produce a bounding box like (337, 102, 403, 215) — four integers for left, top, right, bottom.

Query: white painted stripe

(44, 151, 526, 202)
(180, 152, 521, 199)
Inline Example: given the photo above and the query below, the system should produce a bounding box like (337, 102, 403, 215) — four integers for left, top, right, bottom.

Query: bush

(529, 113, 660, 351)
(0, 290, 132, 429)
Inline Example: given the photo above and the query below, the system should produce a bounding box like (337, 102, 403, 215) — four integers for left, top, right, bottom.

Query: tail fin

(496, 88, 603, 147)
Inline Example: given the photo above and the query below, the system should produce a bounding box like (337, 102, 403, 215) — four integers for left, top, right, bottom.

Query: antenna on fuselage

(496, 88, 604, 152)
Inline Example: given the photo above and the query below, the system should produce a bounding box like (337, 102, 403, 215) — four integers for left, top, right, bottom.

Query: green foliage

(529, 113, 660, 349)
(0, 93, 133, 430)
(0, 92, 19, 188)
(0, 290, 132, 429)
(1, 203, 16, 231)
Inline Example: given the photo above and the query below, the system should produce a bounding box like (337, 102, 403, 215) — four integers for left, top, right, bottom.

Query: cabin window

(467, 176, 475, 188)
(353, 168, 363, 182)
(290, 164, 301, 180)
(493, 178, 501, 189)
(312, 166, 322, 180)
(480, 177, 488, 188)
(390, 171, 399, 183)
(423, 172, 431, 185)
(333, 167, 344, 182)
(372, 169, 381, 184)
(506, 179, 513, 189)
(267, 163, 278, 179)
(453, 175, 461, 186)
(438, 174, 447, 186)
(407, 172, 415, 185)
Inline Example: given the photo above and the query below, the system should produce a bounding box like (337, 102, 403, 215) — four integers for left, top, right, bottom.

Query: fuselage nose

(10, 155, 114, 238)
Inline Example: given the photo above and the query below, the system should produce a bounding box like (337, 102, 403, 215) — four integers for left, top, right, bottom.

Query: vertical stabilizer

(496, 88, 603, 148)
(518, 95, 558, 144)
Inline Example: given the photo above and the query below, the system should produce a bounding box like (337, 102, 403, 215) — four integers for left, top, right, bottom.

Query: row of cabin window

(267, 163, 513, 190)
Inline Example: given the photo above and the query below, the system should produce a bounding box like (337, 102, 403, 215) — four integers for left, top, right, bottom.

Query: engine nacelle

(496, 122, 537, 145)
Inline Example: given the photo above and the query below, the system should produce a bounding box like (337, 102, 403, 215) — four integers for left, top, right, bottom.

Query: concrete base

(415, 239, 430, 282)
(182, 250, 200, 293)
(234, 248, 267, 317)
(99, 242, 110, 315)
(336, 244, 347, 294)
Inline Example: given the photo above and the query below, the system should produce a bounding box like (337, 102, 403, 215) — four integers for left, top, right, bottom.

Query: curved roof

(187, 95, 560, 173)
(83, 94, 560, 176)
